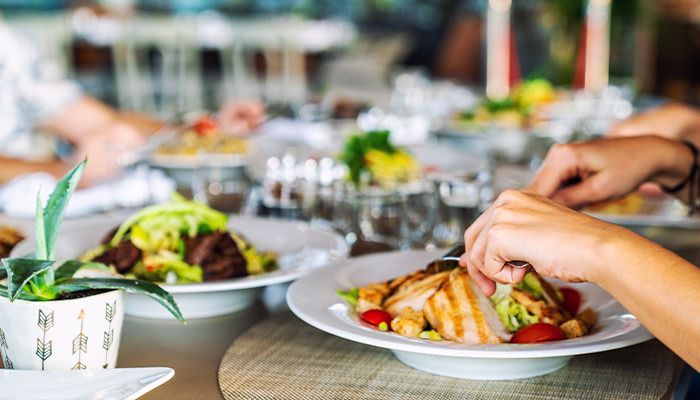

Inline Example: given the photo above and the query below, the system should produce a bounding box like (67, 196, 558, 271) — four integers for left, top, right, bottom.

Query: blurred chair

(322, 32, 411, 108)
(111, 15, 203, 117)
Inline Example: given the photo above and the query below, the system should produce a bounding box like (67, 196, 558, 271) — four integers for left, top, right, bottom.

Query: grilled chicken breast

(383, 271, 450, 317)
(423, 269, 512, 344)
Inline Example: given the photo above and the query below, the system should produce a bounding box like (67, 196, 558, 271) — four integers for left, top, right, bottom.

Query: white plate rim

(12, 215, 349, 294)
(287, 249, 653, 359)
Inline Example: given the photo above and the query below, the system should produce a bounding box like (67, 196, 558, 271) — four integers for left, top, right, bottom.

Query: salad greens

(85, 193, 276, 284)
(340, 130, 419, 187)
(490, 273, 556, 333)
(0, 161, 184, 322)
(111, 193, 227, 249)
(336, 288, 359, 307)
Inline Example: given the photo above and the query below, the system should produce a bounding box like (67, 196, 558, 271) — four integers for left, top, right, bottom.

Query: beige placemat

(219, 313, 677, 400)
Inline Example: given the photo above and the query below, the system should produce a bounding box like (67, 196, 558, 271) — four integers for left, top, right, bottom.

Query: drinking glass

(192, 154, 253, 213)
(338, 188, 411, 251)
(430, 170, 493, 247)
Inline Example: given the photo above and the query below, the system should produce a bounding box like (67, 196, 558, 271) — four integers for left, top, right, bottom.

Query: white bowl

(14, 216, 348, 320)
(287, 250, 653, 380)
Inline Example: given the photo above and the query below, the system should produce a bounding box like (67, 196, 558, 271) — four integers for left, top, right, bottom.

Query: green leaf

(336, 288, 359, 307)
(34, 193, 47, 260)
(54, 278, 185, 323)
(54, 260, 108, 281)
(42, 160, 85, 261)
(0, 258, 55, 301)
(0, 284, 44, 301)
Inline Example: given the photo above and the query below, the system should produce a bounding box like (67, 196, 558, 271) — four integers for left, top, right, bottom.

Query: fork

(437, 244, 532, 269)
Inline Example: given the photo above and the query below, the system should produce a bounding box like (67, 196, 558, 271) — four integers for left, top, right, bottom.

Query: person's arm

(0, 157, 67, 183)
(596, 231, 700, 370)
(460, 190, 700, 370)
(40, 96, 163, 142)
(609, 103, 700, 141)
(528, 136, 695, 208)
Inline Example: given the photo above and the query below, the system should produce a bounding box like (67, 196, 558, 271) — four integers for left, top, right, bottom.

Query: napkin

(0, 166, 175, 218)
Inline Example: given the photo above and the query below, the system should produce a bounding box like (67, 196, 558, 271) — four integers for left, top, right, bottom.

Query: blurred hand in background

(217, 100, 266, 136)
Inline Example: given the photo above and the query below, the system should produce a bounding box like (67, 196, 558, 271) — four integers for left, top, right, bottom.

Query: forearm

(41, 96, 164, 143)
(0, 157, 66, 184)
(593, 233, 700, 370)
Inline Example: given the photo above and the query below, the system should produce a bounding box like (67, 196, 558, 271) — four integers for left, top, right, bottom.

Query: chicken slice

(383, 271, 450, 317)
(423, 269, 511, 344)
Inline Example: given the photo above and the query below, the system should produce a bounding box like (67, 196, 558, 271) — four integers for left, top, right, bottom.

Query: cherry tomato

(511, 323, 565, 344)
(559, 287, 582, 316)
(360, 309, 392, 330)
(193, 117, 218, 136)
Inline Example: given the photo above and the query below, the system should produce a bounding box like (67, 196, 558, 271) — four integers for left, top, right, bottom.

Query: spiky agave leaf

(39, 160, 85, 261)
(0, 258, 55, 301)
(53, 260, 109, 281)
(54, 278, 184, 323)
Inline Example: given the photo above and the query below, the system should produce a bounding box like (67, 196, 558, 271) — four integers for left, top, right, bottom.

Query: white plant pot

(0, 290, 124, 371)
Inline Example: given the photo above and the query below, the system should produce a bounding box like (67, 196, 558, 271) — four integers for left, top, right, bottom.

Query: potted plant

(0, 161, 183, 371)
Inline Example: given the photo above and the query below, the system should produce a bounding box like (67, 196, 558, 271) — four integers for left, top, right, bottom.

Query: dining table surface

(120, 236, 700, 400)
(2, 212, 700, 399)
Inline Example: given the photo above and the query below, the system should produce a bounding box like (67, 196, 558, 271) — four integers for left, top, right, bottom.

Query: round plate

(287, 250, 653, 380)
(13, 216, 349, 320)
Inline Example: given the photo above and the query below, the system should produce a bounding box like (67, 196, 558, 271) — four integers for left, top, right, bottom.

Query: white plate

(13, 216, 348, 320)
(287, 250, 653, 380)
(0, 367, 174, 400)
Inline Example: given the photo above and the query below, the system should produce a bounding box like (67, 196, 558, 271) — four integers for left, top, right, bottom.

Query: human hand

(528, 136, 693, 208)
(218, 100, 266, 135)
(459, 190, 639, 296)
(72, 122, 145, 186)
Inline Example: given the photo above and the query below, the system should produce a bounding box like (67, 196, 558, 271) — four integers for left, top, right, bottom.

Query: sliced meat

(184, 233, 221, 266)
(184, 232, 247, 281)
(94, 240, 142, 273)
(423, 269, 511, 344)
(383, 271, 450, 317)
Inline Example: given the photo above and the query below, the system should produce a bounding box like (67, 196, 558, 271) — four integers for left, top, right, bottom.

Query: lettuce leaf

(130, 251, 203, 284)
(337, 288, 359, 307)
(491, 283, 539, 332)
(493, 297, 539, 332)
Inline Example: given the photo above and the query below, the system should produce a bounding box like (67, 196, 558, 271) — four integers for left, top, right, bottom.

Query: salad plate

(0, 367, 174, 400)
(287, 250, 653, 380)
(14, 215, 348, 320)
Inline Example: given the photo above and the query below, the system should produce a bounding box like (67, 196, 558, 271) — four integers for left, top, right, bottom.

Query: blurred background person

(0, 22, 264, 186)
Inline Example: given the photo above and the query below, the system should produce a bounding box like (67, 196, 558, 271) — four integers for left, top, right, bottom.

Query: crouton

(390, 307, 427, 338)
(560, 319, 588, 339)
(355, 299, 382, 314)
(575, 308, 598, 329)
(358, 287, 384, 307)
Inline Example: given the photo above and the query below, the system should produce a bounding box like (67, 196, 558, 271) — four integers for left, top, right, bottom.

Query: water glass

(192, 155, 252, 213)
(338, 188, 411, 251)
(430, 171, 493, 247)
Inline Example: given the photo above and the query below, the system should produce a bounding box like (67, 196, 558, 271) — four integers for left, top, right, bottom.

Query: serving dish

(0, 367, 174, 400)
(287, 250, 652, 380)
(13, 215, 348, 320)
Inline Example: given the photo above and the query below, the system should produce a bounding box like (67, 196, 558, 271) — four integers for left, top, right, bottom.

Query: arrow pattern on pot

(0, 327, 12, 370)
(0, 327, 7, 350)
(36, 309, 54, 370)
(72, 309, 88, 370)
(4, 354, 13, 370)
(102, 301, 116, 369)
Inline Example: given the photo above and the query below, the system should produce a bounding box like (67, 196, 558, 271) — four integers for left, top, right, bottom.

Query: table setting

(2, 2, 700, 398)
(0, 97, 694, 399)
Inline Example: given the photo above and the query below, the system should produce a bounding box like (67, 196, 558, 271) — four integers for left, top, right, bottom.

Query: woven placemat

(219, 313, 677, 400)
